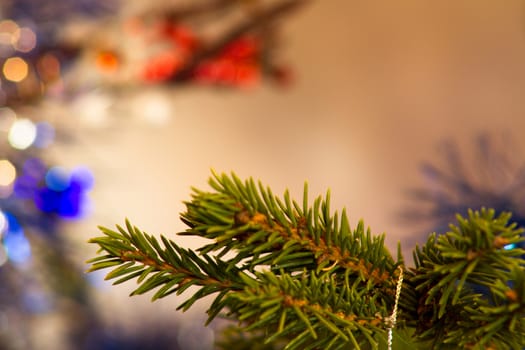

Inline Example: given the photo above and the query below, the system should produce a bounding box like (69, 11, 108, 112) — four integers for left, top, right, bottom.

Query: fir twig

(87, 220, 244, 318)
(87, 172, 525, 349)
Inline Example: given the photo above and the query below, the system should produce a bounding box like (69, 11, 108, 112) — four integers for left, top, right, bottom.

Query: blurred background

(2, 0, 525, 349)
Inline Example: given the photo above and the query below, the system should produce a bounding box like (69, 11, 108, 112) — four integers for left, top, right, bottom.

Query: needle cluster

(88, 172, 525, 349)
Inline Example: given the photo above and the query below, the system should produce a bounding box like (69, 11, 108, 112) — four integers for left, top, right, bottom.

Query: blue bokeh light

(2, 213, 32, 264)
(11, 160, 94, 220)
(33, 122, 55, 148)
(71, 166, 95, 191)
(35, 166, 94, 219)
(4, 211, 23, 235)
(45, 166, 71, 192)
(4, 232, 32, 264)
(57, 186, 83, 218)
(23, 158, 47, 179)
(14, 174, 39, 198)
(35, 188, 60, 213)
(14, 158, 47, 198)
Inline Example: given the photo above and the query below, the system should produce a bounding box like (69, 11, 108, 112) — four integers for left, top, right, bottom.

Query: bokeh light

(34, 165, 94, 219)
(96, 51, 120, 72)
(0, 159, 16, 187)
(59, 189, 90, 219)
(4, 232, 31, 264)
(44, 166, 71, 191)
(0, 107, 16, 131)
(0, 210, 7, 235)
(3, 211, 22, 235)
(34, 121, 55, 148)
(14, 27, 37, 53)
(0, 20, 19, 47)
(3, 57, 29, 82)
(13, 174, 37, 199)
(132, 92, 171, 125)
(8, 118, 37, 149)
(71, 166, 95, 191)
(2, 212, 31, 265)
(36, 53, 60, 81)
(14, 158, 47, 198)
(22, 157, 47, 179)
(73, 91, 112, 126)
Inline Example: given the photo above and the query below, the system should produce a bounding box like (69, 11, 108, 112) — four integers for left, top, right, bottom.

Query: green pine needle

(87, 172, 525, 349)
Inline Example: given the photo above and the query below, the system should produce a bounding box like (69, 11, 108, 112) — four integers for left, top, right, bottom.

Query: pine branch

(232, 270, 390, 349)
(87, 220, 245, 318)
(88, 172, 402, 349)
(87, 172, 525, 349)
(406, 208, 525, 349)
(216, 326, 285, 350)
(180, 171, 398, 285)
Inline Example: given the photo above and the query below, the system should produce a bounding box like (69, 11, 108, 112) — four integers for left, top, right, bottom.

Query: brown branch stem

(119, 249, 235, 289)
(236, 210, 392, 285)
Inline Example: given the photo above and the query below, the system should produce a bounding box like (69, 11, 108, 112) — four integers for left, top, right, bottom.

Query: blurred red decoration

(142, 51, 183, 82)
(132, 0, 308, 88)
(221, 36, 260, 60)
(191, 35, 261, 87)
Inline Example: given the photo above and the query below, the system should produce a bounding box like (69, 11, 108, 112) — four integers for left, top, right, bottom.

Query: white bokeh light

(133, 91, 172, 125)
(0, 210, 7, 235)
(8, 118, 37, 149)
(73, 90, 113, 127)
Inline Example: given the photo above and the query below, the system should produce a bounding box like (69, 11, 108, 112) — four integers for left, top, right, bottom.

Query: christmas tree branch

(233, 270, 389, 349)
(180, 171, 398, 284)
(87, 220, 244, 315)
(88, 172, 402, 349)
(87, 172, 525, 349)
(406, 209, 525, 348)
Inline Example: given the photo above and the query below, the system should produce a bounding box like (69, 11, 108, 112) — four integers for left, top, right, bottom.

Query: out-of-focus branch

(147, 0, 237, 20)
(170, 0, 310, 82)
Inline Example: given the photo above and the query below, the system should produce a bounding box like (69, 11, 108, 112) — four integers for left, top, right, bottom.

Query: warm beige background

(56, 0, 525, 346)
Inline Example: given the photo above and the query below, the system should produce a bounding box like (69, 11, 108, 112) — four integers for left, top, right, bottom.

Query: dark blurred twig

(170, 0, 310, 82)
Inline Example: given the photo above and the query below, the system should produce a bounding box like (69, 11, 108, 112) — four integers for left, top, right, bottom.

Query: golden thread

(387, 266, 404, 350)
